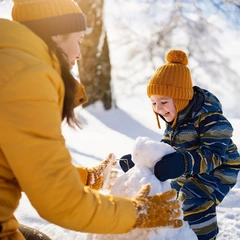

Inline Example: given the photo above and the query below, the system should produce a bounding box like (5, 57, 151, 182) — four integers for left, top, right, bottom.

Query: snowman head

(131, 137, 175, 169)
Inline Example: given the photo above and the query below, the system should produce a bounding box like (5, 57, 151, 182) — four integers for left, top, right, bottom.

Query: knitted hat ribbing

(147, 50, 194, 128)
(12, 0, 86, 36)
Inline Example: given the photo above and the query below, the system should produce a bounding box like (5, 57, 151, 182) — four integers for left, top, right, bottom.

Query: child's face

(150, 95, 177, 123)
(52, 31, 85, 69)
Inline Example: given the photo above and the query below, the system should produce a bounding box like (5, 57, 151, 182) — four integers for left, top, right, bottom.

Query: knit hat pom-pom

(166, 50, 188, 66)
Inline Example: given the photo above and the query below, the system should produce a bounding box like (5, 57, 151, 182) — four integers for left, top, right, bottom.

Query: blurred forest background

(1, 0, 240, 116)
(77, 0, 240, 116)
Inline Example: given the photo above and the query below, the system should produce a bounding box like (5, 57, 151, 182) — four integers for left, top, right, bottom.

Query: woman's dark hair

(27, 29, 81, 128)
(54, 45, 81, 128)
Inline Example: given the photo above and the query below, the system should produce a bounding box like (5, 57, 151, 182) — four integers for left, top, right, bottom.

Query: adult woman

(0, 1, 183, 239)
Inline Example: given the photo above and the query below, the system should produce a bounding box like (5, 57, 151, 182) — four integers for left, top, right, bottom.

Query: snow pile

(88, 137, 197, 240)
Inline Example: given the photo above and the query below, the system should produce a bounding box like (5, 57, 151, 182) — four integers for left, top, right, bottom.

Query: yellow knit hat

(147, 50, 194, 128)
(12, 0, 86, 36)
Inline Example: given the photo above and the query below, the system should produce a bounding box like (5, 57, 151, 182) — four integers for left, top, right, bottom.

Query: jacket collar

(165, 86, 223, 129)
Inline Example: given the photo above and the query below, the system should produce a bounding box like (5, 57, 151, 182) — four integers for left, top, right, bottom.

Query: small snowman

(87, 137, 197, 240)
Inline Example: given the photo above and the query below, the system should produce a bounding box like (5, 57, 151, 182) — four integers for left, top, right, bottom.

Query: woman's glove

(154, 152, 188, 181)
(87, 153, 117, 190)
(131, 184, 183, 229)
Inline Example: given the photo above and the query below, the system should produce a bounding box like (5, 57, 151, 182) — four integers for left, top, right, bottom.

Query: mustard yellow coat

(0, 19, 136, 239)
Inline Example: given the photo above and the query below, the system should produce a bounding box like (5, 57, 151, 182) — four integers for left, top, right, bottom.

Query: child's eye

(161, 101, 167, 105)
(152, 102, 156, 106)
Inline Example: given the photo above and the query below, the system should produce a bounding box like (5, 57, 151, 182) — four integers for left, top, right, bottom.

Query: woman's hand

(87, 153, 117, 190)
(131, 184, 183, 229)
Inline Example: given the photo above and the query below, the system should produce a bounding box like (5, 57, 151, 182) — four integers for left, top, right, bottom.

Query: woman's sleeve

(75, 166, 88, 185)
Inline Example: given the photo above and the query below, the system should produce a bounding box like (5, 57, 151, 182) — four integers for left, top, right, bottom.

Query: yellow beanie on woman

(147, 50, 194, 128)
(12, 0, 86, 36)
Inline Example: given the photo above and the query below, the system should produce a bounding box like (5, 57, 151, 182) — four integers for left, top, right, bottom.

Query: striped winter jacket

(161, 86, 240, 204)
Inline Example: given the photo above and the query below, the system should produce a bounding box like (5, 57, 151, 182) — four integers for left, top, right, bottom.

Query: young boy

(120, 50, 240, 240)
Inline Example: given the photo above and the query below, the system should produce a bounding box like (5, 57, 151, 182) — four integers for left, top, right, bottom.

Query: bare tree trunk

(76, 0, 112, 110)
